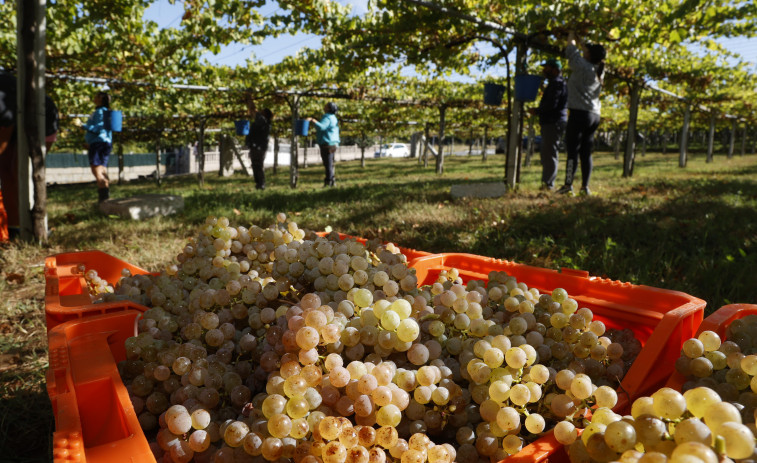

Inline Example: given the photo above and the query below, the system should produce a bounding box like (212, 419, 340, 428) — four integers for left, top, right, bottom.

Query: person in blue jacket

(75, 91, 112, 202)
(308, 102, 340, 187)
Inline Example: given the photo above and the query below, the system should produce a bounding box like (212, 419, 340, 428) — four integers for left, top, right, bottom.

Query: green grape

(651, 387, 686, 420)
(496, 406, 520, 431)
(397, 319, 420, 342)
(586, 432, 619, 462)
(380, 310, 401, 331)
(489, 380, 510, 403)
(683, 387, 722, 418)
(525, 413, 545, 434)
(353, 288, 373, 308)
(669, 442, 718, 463)
(505, 347, 527, 369)
(592, 407, 620, 426)
(704, 350, 727, 370)
(570, 373, 593, 400)
(502, 434, 523, 455)
(552, 288, 568, 303)
(698, 331, 722, 352)
(703, 401, 742, 436)
(376, 404, 401, 427)
(720, 422, 756, 459)
(633, 415, 666, 449)
(224, 420, 250, 447)
(604, 420, 636, 453)
(673, 418, 711, 446)
(682, 338, 705, 358)
(268, 413, 293, 439)
(581, 422, 607, 446)
(594, 385, 618, 409)
(689, 357, 714, 378)
(725, 367, 751, 391)
(482, 348, 504, 369)
(554, 421, 578, 445)
(509, 384, 531, 406)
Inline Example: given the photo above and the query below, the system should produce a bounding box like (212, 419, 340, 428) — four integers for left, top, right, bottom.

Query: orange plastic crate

(46, 310, 155, 463)
(410, 253, 705, 463)
(45, 251, 153, 332)
(47, 250, 703, 463)
(666, 304, 757, 391)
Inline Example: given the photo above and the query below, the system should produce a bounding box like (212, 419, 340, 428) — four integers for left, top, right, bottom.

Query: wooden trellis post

(728, 119, 736, 159)
(679, 104, 691, 168)
(198, 118, 205, 187)
(436, 105, 446, 174)
(706, 111, 716, 163)
(623, 83, 641, 177)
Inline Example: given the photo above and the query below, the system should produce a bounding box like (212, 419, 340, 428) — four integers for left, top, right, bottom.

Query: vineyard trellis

(3, 0, 756, 241)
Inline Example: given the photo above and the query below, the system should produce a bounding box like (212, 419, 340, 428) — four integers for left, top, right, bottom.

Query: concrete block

(450, 182, 507, 199)
(99, 194, 184, 220)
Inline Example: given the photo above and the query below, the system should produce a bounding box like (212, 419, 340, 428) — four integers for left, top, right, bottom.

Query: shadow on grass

(47, 171, 464, 248)
(402, 176, 757, 313)
(46, 154, 757, 312)
(0, 390, 53, 462)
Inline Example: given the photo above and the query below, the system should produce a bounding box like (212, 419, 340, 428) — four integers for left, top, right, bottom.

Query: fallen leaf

(5, 273, 25, 284)
(233, 208, 242, 216)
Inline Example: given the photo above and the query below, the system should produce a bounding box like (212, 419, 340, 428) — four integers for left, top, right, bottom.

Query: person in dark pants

(0, 72, 58, 240)
(557, 32, 606, 196)
(308, 102, 340, 187)
(529, 58, 568, 191)
(245, 102, 273, 190)
(74, 91, 112, 202)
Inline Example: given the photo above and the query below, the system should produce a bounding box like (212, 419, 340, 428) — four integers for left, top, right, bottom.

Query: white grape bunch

(95, 214, 643, 463)
(567, 386, 757, 463)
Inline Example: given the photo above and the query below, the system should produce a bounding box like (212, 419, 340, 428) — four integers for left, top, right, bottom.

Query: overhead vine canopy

(0, 0, 755, 148)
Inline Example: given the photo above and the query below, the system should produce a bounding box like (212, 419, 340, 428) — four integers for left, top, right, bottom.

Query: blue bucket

(483, 83, 506, 106)
(295, 119, 309, 136)
(235, 120, 250, 136)
(106, 110, 122, 132)
(514, 75, 543, 102)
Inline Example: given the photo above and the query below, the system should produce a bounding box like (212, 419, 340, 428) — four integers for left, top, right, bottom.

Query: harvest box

(411, 253, 705, 463)
(45, 249, 706, 463)
(47, 311, 153, 463)
(45, 250, 153, 332)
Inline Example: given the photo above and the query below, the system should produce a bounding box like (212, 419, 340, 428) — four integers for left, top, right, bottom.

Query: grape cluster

(567, 386, 756, 463)
(565, 322, 757, 463)
(83, 267, 115, 296)
(676, 319, 757, 404)
(84, 214, 643, 463)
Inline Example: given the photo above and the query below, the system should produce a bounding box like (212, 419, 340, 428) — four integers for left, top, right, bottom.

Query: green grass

(41, 149, 757, 311)
(1, 149, 756, 461)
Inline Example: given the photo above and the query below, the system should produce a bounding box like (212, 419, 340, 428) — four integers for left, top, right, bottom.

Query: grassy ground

(1, 149, 756, 461)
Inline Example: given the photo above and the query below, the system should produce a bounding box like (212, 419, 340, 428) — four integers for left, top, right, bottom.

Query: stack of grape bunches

(566, 322, 757, 463)
(89, 214, 643, 463)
